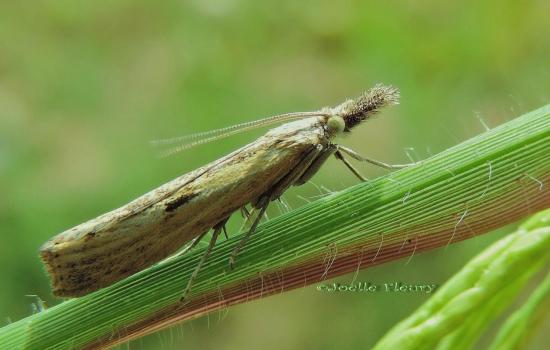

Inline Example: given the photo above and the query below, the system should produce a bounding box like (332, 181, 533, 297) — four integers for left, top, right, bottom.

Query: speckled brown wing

(40, 117, 331, 297)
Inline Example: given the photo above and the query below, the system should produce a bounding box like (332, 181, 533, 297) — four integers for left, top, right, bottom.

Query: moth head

(333, 84, 400, 132)
(325, 115, 346, 136)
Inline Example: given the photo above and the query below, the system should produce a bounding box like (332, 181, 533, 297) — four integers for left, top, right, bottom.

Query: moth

(40, 84, 414, 299)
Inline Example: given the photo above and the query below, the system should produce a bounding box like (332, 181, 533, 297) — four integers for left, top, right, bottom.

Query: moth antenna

(152, 111, 327, 157)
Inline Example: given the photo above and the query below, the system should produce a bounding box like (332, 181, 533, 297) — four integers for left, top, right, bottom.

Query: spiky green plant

(373, 209, 550, 350)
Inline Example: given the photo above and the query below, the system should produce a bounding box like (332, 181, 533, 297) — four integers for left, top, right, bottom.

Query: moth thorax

(326, 115, 345, 136)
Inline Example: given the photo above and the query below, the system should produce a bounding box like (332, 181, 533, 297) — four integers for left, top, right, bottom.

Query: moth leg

(228, 201, 269, 270)
(241, 206, 251, 220)
(294, 145, 337, 185)
(337, 145, 420, 170)
(227, 145, 326, 269)
(180, 217, 230, 302)
(334, 150, 368, 182)
(269, 145, 324, 199)
(175, 230, 210, 258)
(238, 206, 257, 234)
(222, 224, 229, 240)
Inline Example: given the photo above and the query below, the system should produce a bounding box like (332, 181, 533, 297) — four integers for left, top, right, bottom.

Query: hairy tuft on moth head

(339, 84, 400, 131)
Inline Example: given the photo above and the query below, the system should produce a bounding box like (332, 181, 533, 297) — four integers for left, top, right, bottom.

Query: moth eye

(326, 116, 345, 136)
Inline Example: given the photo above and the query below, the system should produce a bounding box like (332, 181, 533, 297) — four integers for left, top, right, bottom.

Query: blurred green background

(1, 1, 549, 349)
